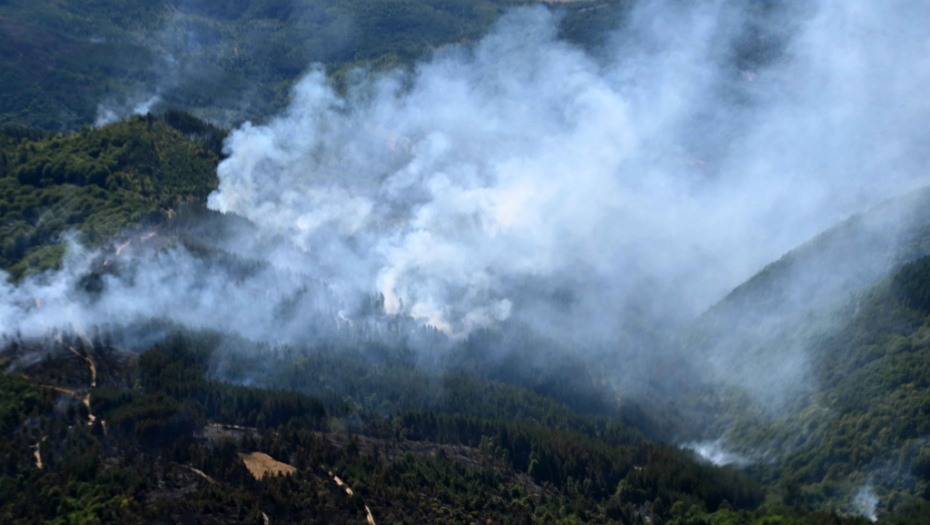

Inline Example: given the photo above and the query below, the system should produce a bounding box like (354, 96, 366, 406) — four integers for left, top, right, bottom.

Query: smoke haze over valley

(7, 0, 930, 369)
(4, 1, 930, 521)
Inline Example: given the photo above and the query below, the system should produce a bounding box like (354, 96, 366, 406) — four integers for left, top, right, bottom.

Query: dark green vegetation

(0, 330, 884, 525)
(0, 0, 640, 130)
(669, 188, 930, 520)
(3, 113, 930, 523)
(0, 111, 223, 278)
(2, 117, 927, 522)
(2, 0, 930, 522)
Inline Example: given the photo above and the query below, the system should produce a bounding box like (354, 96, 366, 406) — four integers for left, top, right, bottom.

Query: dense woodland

(0, 0, 794, 131)
(0, 0, 641, 130)
(669, 191, 930, 520)
(3, 0, 930, 523)
(0, 111, 223, 278)
(5, 114, 930, 522)
(0, 330, 887, 524)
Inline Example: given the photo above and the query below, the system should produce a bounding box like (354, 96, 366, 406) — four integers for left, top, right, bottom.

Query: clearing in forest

(240, 452, 297, 480)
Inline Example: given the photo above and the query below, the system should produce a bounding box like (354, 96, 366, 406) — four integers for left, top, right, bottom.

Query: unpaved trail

(53, 334, 98, 425)
(184, 463, 271, 524)
(328, 470, 376, 524)
(331, 473, 353, 495)
(32, 436, 47, 469)
(39, 384, 80, 398)
(65, 342, 96, 388)
(112, 232, 155, 259)
(37, 384, 94, 424)
(115, 240, 131, 256)
(27, 335, 103, 471)
(183, 464, 218, 485)
(81, 392, 94, 424)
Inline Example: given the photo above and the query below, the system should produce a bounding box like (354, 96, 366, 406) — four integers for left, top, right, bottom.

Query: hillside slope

(0, 330, 883, 525)
(0, 111, 222, 278)
(668, 187, 930, 518)
(0, 0, 644, 130)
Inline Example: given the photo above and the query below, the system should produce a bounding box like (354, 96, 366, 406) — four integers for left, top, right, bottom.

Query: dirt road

(184, 465, 218, 485)
(48, 334, 98, 425)
(65, 342, 96, 388)
(329, 470, 376, 524)
(33, 442, 42, 469)
(184, 464, 270, 524)
(66, 346, 97, 424)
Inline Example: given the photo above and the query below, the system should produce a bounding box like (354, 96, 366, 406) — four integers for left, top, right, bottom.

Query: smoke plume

(4, 0, 930, 407)
(208, 0, 930, 340)
(853, 484, 879, 522)
(683, 440, 752, 467)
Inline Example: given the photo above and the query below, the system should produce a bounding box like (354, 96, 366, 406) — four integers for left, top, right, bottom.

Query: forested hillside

(659, 189, 930, 520)
(3, 0, 930, 523)
(0, 111, 222, 278)
(0, 330, 888, 524)
(2, 63, 930, 525)
(0, 0, 639, 130)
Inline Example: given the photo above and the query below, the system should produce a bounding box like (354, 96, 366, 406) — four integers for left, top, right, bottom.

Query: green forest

(5, 169, 930, 523)
(0, 0, 639, 130)
(3, 0, 930, 523)
(0, 329, 887, 524)
(0, 111, 223, 278)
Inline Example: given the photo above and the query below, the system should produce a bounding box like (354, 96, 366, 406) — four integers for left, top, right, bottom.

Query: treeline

(197, 325, 647, 445)
(95, 332, 327, 445)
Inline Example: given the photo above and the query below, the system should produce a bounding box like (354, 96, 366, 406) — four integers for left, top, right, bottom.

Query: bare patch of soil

(240, 452, 296, 480)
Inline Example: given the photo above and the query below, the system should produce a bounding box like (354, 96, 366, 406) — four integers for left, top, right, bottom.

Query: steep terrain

(4, 109, 930, 525)
(0, 330, 881, 525)
(2, 0, 929, 523)
(662, 188, 930, 518)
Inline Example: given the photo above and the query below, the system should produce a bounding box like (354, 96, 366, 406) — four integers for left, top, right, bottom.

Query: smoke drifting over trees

(8, 2, 930, 521)
(210, 0, 930, 340)
(4, 0, 930, 405)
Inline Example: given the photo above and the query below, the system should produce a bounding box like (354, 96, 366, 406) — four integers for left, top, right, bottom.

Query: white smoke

(853, 484, 879, 522)
(95, 95, 163, 127)
(93, 51, 181, 128)
(0, 235, 437, 351)
(207, 1, 930, 340)
(683, 440, 751, 467)
(3, 0, 930, 384)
